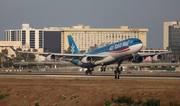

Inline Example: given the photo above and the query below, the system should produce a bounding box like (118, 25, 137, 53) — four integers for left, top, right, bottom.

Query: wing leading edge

(10, 46, 107, 61)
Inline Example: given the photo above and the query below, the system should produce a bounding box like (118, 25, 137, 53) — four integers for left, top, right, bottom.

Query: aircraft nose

(136, 39, 143, 50)
(139, 43, 143, 50)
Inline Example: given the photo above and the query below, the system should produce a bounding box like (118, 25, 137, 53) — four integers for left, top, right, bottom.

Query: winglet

(10, 46, 17, 52)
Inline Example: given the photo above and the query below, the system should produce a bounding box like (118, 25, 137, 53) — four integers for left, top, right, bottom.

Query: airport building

(43, 24, 148, 53)
(43, 28, 61, 53)
(164, 21, 180, 53)
(4, 23, 43, 49)
(4, 23, 148, 53)
(61, 25, 148, 53)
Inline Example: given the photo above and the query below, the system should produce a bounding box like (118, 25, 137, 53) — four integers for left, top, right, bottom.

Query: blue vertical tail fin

(67, 35, 80, 54)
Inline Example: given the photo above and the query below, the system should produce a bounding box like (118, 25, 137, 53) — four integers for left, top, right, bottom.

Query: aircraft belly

(94, 56, 116, 65)
(78, 62, 95, 68)
(129, 44, 142, 53)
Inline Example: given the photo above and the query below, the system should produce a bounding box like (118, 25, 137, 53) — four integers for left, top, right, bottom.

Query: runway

(1, 74, 180, 80)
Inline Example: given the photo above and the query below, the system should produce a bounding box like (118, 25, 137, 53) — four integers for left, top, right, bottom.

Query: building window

(22, 30, 26, 45)
(39, 30, 43, 48)
(11, 31, 15, 41)
(30, 30, 35, 48)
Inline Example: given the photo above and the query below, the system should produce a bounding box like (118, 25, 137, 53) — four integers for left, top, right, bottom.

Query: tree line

(0, 48, 37, 68)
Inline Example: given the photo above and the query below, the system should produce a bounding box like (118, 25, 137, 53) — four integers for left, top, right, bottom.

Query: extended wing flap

(50, 53, 107, 62)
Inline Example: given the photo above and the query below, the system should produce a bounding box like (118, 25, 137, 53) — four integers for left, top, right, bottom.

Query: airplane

(10, 35, 172, 79)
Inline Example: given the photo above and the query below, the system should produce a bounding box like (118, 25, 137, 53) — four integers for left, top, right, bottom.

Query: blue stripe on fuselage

(86, 38, 142, 54)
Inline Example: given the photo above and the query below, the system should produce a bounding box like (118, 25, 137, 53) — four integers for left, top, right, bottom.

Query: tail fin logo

(68, 35, 80, 54)
(71, 44, 75, 54)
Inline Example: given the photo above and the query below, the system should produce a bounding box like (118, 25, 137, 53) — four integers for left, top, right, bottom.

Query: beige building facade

(0, 41, 43, 57)
(5, 23, 43, 49)
(5, 23, 148, 54)
(59, 25, 148, 52)
(0, 41, 21, 56)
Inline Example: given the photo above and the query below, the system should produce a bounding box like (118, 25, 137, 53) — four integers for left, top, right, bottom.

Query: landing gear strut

(114, 59, 123, 79)
(85, 67, 93, 75)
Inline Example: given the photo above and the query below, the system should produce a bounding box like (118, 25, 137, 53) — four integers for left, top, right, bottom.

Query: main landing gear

(85, 67, 93, 75)
(100, 65, 106, 72)
(114, 59, 124, 79)
(114, 67, 123, 79)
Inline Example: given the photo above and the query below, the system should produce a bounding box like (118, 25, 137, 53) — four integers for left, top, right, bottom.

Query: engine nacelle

(81, 56, 92, 63)
(45, 55, 55, 61)
(152, 55, 162, 62)
(132, 54, 144, 63)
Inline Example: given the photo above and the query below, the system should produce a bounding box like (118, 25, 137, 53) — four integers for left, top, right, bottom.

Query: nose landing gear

(114, 67, 123, 79)
(100, 65, 106, 72)
(114, 59, 124, 79)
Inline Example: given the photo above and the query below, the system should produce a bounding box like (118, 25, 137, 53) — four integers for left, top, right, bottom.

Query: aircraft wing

(47, 53, 107, 61)
(29, 52, 107, 61)
(17, 51, 50, 54)
(52, 53, 106, 58)
(17, 51, 107, 58)
(10, 47, 107, 61)
(10, 47, 49, 55)
(138, 50, 172, 57)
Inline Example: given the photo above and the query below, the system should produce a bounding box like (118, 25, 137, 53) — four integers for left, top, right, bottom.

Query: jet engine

(81, 56, 92, 63)
(45, 54, 55, 61)
(152, 55, 163, 62)
(132, 54, 144, 63)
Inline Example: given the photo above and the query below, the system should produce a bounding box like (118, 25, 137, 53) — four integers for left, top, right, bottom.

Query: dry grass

(0, 76, 180, 106)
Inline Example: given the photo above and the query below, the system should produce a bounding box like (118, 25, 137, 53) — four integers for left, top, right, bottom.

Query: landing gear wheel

(114, 69, 120, 79)
(103, 67, 106, 72)
(114, 67, 123, 79)
(100, 67, 103, 72)
(114, 72, 120, 79)
(115, 74, 117, 79)
(85, 68, 93, 75)
(101, 65, 106, 72)
(115, 74, 119, 79)
(113, 59, 124, 79)
(85, 70, 88, 75)
(120, 67, 123, 72)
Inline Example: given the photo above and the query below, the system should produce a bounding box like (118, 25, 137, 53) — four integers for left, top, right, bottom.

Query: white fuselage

(77, 43, 143, 68)
(94, 43, 143, 65)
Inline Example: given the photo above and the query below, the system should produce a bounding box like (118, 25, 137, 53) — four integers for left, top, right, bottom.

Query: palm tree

(64, 47, 70, 53)
(14, 47, 23, 62)
(0, 49, 8, 68)
(32, 49, 38, 52)
(2, 49, 8, 55)
(0, 53, 4, 68)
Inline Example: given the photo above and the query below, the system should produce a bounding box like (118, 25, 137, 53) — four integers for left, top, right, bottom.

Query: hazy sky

(0, 0, 179, 49)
